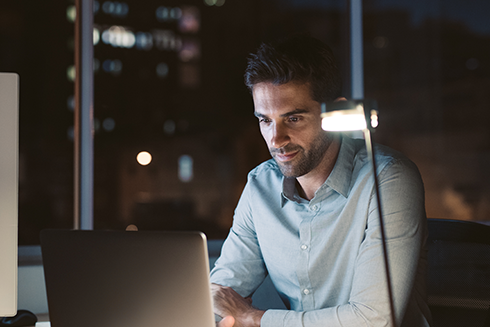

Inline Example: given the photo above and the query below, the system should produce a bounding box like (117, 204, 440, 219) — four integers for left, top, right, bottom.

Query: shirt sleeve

(210, 175, 268, 298)
(261, 157, 428, 327)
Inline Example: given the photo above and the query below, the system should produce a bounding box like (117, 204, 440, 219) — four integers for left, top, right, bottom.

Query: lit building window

(179, 6, 200, 33)
(204, 0, 225, 6)
(67, 5, 76, 23)
(93, 27, 100, 45)
(103, 117, 116, 131)
(179, 38, 200, 62)
(102, 1, 128, 18)
(67, 65, 76, 82)
(102, 59, 123, 76)
(178, 155, 193, 182)
(135, 32, 153, 50)
(94, 58, 100, 73)
(94, 1, 100, 14)
(163, 119, 176, 135)
(67, 95, 75, 111)
(101, 26, 136, 48)
(156, 62, 169, 79)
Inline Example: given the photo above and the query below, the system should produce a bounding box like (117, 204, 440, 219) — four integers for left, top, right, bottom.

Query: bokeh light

(137, 151, 152, 166)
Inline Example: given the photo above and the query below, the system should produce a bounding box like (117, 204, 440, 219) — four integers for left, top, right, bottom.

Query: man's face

(252, 81, 333, 178)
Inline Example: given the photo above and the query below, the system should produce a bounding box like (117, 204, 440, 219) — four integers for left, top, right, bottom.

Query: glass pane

(364, 0, 490, 222)
(1, 0, 345, 244)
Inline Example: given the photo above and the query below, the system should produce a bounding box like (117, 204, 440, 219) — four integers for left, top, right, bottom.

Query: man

(211, 34, 432, 327)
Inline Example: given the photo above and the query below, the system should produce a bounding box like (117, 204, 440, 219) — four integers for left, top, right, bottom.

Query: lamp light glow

(370, 110, 379, 128)
(321, 106, 366, 131)
(321, 100, 377, 132)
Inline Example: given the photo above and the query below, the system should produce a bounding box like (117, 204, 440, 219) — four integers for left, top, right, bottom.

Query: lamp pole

(321, 101, 397, 327)
(350, 0, 364, 100)
(363, 127, 397, 327)
(349, 1, 396, 323)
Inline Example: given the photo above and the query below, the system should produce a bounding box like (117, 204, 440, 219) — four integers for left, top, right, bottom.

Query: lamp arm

(363, 128, 397, 327)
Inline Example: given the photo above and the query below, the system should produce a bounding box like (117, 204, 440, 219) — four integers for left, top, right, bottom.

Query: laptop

(40, 229, 216, 327)
(0, 72, 19, 317)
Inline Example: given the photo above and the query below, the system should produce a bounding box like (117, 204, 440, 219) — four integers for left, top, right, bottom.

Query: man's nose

(270, 123, 289, 149)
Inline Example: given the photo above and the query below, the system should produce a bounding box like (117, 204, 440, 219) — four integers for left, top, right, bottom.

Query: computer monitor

(0, 72, 19, 317)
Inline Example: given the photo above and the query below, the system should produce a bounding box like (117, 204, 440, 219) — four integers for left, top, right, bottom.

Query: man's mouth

(274, 151, 298, 162)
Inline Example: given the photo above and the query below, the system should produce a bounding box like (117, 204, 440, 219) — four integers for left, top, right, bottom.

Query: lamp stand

(363, 128, 397, 327)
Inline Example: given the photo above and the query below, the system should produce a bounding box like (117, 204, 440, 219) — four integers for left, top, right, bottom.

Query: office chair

(427, 218, 490, 327)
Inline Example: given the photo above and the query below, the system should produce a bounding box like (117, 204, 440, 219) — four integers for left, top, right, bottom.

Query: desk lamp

(321, 100, 397, 327)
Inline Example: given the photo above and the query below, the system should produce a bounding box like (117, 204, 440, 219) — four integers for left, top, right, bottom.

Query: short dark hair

(244, 34, 342, 103)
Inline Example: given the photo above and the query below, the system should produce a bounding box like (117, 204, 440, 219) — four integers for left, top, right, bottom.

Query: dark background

(1, 0, 489, 244)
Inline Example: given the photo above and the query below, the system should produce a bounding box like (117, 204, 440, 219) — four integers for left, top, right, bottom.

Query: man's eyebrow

(254, 111, 266, 118)
(280, 108, 309, 117)
(254, 108, 310, 119)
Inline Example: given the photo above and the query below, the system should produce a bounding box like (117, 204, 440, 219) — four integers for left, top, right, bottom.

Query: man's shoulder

(343, 136, 420, 177)
(370, 141, 422, 179)
(346, 137, 413, 165)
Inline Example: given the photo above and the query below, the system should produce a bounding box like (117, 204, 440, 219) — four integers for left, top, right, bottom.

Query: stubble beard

(271, 132, 333, 178)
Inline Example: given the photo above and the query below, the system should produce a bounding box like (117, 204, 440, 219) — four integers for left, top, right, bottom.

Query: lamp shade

(321, 100, 378, 132)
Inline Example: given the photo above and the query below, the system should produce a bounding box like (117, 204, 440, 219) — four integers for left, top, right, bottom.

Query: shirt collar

(280, 135, 356, 206)
(281, 177, 301, 205)
(324, 135, 356, 198)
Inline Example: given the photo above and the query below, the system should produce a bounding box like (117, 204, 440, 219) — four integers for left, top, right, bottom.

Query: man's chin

(274, 161, 298, 178)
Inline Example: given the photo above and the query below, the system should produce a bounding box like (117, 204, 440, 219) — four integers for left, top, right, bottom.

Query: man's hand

(211, 283, 265, 327)
(217, 316, 235, 327)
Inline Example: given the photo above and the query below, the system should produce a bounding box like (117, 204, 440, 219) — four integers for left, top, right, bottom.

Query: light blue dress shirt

(210, 136, 432, 327)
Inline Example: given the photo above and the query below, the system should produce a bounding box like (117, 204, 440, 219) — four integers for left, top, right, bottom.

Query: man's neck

(296, 136, 341, 201)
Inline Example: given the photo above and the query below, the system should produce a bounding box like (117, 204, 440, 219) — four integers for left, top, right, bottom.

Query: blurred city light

(103, 117, 116, 131)
(163, 120, 176, 135)
(67, 5, 76, 22)
(101, 25, 136, 48)
(178, 155, 193, 182)
(137, 151, 152, 166)
(156, 62, 169, 78)
(67, 65, 76, 82)
(94, 28, 100, 45)
(204, 0, 225, 6)
(102, 59, 123, 75)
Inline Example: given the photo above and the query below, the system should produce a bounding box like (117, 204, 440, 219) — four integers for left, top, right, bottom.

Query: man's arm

(212, 284, 265, 327)
(218, 316, 236, 327)
(210, 169, 270, 296)
(210, 173, 270, 324)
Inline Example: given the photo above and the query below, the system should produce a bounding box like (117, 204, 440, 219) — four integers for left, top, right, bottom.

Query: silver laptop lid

(0, 72, 19, 317)
(40, 230, 215, 327)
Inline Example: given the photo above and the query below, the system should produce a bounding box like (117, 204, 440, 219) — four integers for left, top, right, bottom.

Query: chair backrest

(427, 218, 490, 327)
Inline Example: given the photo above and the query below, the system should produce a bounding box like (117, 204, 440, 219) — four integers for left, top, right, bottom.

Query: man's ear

(334, 97, 347, 102)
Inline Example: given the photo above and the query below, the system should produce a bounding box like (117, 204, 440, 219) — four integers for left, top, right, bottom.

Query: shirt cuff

(260, 309, 289, 327)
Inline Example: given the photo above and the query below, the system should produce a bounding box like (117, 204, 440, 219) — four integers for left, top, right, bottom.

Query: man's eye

(288, 116, 300, 122)
(259, 118, 271, 123)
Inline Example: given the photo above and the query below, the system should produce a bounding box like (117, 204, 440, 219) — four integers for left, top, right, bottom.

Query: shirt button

(311, 205, 318, 211)
(301, 244, 308, 250)
(303, 289, 310, 295)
